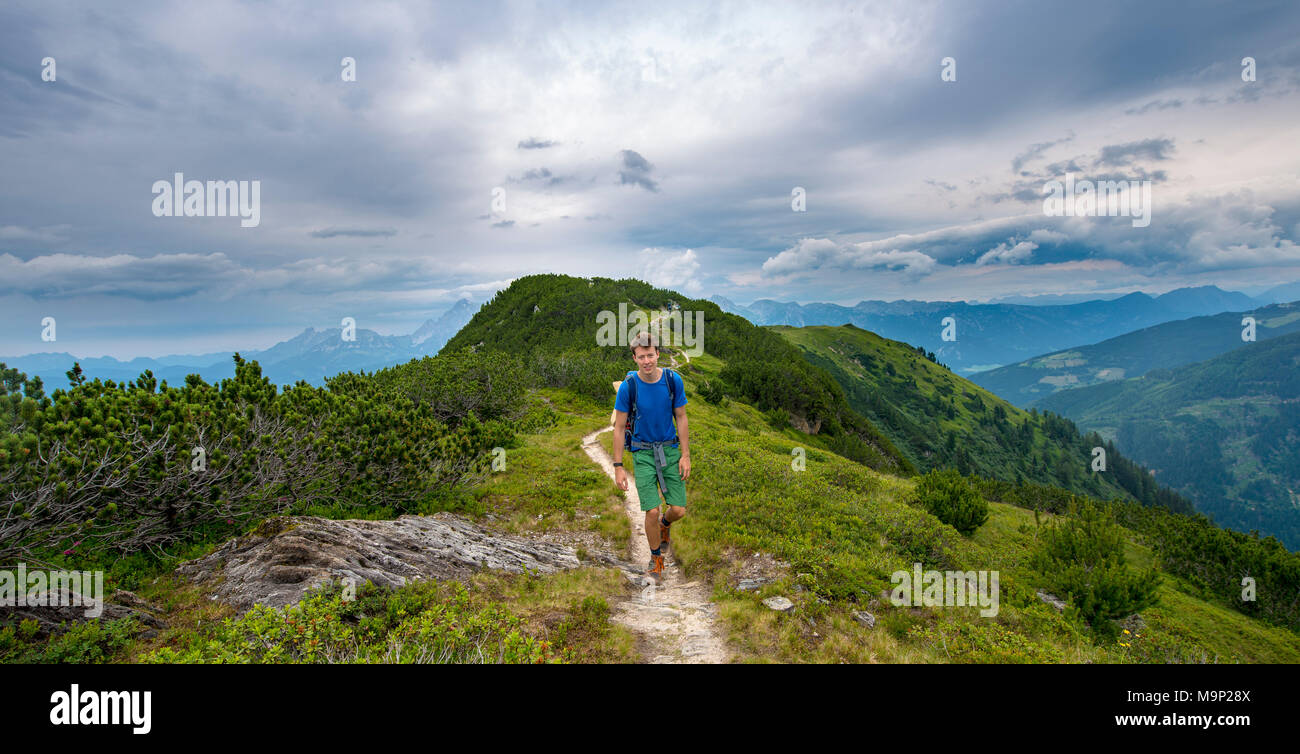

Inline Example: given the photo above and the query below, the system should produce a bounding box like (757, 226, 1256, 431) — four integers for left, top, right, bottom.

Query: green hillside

(1035, 331, 1300, 549)
(972, 301, 1300, 406)
(775, 324, 1192, 515)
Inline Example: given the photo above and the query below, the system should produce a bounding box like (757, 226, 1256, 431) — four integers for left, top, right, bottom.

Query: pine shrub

(909, 467, 989, 535)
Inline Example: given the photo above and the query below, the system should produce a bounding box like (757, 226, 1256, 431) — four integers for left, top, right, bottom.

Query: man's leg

(631, 451, 668, 567)
(645, 506, 663, 550)
(657, 446, 688, 548)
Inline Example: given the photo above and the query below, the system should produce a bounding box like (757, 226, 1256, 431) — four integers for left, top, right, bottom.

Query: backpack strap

(623, 372, 638, 450)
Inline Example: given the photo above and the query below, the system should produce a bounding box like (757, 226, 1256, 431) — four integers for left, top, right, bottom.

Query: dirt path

(581, 348, 728, 662)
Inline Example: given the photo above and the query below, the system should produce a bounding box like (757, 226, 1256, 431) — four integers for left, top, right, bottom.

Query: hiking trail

(579, 343, 728, 663)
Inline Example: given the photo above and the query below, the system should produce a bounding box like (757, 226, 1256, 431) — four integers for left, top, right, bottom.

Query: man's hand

(678, 454, 691, 481)
(615, 466, 629, 491)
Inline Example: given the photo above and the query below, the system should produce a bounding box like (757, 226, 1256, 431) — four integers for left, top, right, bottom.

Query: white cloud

(638, 248, 702, 294)
(0, 225, 70, 243)
(761, 236, 943, 279)
(1027, 229, 1068, 244)
(976, 240, 1037, 266)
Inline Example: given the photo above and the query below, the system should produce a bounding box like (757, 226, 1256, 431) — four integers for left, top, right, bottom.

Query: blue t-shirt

(614, 368, 687, 446)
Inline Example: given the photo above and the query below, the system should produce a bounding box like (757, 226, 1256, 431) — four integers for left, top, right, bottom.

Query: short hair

(629, 330, 659, 353)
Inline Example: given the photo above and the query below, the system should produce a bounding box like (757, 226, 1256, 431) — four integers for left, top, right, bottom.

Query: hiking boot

(659, 516, 671, 547)
(646, 554, 665, 581)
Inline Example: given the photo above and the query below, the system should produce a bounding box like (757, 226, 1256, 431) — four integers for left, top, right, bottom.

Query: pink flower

(226, 518, 234, 525)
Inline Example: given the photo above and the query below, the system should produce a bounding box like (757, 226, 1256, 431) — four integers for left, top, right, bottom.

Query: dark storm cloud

(309, 227, 398, 238)
(617, 149, 659, 192)
(1095, 138, 1176, 167)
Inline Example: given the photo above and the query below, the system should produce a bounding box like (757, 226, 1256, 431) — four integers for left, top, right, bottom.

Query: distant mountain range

(709, 285, 1279, 375)
(1034, 330, 1300, 549)
(971, 301, 1300, 406)
(1, 298, 478, 391)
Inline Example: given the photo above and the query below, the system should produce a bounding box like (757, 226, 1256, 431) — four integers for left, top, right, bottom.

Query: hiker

(611, 331, 690, 582)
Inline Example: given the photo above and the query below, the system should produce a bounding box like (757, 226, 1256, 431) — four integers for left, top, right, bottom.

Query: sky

(2, 0, 1299, 358)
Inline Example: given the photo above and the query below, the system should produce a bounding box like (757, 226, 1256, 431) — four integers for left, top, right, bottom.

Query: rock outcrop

(177, 512, 586, 613)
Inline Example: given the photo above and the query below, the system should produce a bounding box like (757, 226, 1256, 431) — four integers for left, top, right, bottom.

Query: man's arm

(612, 409, 630, 490)
(612, 410, 627, 465)
(670, 408, 691, 457)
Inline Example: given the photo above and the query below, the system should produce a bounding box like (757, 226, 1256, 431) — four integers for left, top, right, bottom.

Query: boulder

(762, 596, 794, 611)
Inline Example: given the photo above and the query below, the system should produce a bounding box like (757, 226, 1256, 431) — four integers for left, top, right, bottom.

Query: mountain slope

(775, 324, 1193, 514)
(1035, 331, 1300, 549)
(972, 301, 1300, 406)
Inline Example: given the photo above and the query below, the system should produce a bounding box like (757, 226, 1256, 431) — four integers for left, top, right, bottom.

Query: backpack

(621, 368, 678, 450)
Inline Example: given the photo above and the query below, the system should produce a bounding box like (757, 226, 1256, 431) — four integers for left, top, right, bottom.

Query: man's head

(629, 330, 659, 374)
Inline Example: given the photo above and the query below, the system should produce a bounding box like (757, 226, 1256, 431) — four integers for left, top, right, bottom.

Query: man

(612, 331, 690, 582)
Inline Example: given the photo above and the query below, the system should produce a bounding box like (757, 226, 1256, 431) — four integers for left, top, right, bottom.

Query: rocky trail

(581, 425, 728, 663)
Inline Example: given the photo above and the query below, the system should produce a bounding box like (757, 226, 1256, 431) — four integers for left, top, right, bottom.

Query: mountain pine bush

(1030, 502, 1161, 634)
(908, 467, 989, 535)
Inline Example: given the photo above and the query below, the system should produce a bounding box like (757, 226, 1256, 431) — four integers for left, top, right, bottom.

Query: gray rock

(176, 512, 583, 613)
(1036, 590, 1068, 612)
(853, 610, 876, 629)
(736, 578, 770, 592)
(0, 587, 166, 640)
(1119, 613, 1146, 634)
(762, 596, 794, 611)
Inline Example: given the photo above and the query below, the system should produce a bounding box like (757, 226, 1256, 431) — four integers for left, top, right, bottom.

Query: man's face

(633, 346, 658, 373)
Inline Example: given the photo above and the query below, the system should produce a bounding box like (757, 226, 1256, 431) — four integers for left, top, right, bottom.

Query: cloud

(0, 224, 70, 243)
(0, 251, 246, 299)
(761, 237, 938, 279)
(638, 247, 701, 294)
(309, 227, 398, 239)
(518, 137, 558, 149)
(1095, 138, 1175, 167)
(618, 149, 659, 192)
(0, 251, 509, 302)
(514, 167, 566, 186)
(1027, 229, 1069, 244)
(1125, 98, 1183, 115)
(1012, 133, 1075, 173)
(976, 240, 1037, 266)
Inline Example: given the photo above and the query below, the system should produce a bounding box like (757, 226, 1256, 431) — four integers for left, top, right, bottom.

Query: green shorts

(630, 444, 687, 512)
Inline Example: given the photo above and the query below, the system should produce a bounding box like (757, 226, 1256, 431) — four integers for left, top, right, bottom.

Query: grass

(471, 388, 630, 553)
